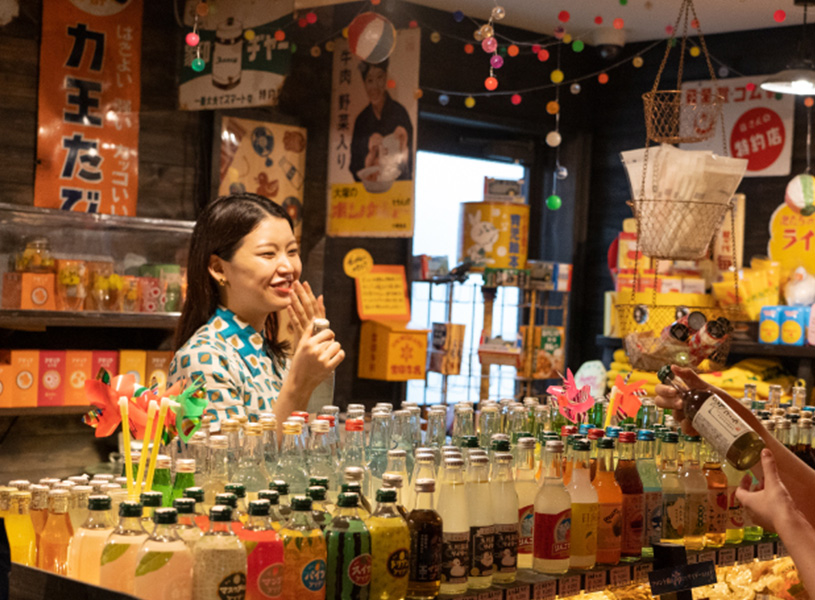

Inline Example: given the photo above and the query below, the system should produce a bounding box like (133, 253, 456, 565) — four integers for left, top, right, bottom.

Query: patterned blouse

(169, 306, 287, 427)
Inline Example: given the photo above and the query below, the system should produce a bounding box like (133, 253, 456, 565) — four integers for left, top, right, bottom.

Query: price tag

(718, 547, 736, 566)
(584, 571, 606, 593)
(757, 543, 774, 562)
(478, 589, 503, 600)
(685, 553, 698, 564)
(503, 585, 530, 600)
(776, 541, 788, 558)
(698, 551, 716, 565)
(738, 545, 756, 564)
(532, 580, 557, 600)
(558, 575, 581, 598)
(633, 563, 653, 582)
(609, 566, 631, 587)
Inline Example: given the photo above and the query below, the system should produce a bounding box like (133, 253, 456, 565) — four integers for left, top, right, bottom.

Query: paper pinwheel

(547, 369, 596, 423)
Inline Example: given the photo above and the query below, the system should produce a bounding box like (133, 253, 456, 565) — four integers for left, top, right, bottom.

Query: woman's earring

(218, 278, 227, 287)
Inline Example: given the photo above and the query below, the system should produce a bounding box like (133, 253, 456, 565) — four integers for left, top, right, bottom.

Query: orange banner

(35, 0, 142, 215)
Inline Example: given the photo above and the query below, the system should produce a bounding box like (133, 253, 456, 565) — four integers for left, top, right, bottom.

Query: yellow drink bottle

(368, 489, 411, 600)
(6, 491, 36, 565)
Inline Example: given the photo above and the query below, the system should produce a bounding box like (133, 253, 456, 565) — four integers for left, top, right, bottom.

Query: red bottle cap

(618, 431, 637, 443)
(561, 425, 578, 436)
(345, 418, 364, 432)
(292, 411, 310, 423)
(587, 428, 605, 440)
(316, 414, 335, 426)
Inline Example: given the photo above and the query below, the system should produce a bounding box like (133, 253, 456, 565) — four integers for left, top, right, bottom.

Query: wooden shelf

(595, 335, 815, 359)
(0, 405, 91, 417)
(0, 310, 180, 331)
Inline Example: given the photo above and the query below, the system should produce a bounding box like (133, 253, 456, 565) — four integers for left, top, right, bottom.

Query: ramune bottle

(514, 437, 538, 568)
(277, 421, 309, 495)
(566, 439, 598, 570)
(6, 491, 36, 566)
(309, 420, 338, 502)
(593, 438, 622, 565)
(133, 508, 194, 600)
(466, 455, 495, 588)
(340, 418, 370, 497)
(636, 429, 662, 558)
(153, 455, 174, 507)
(193, 505, 248, 600)
(367, 488, 410, 600)
(280, 496, 328, 600)
(240, 499, 285, 600)
(491, 453, 519, 584)
(682, 435, 709, 551)
(307, 486, 333, 531)
(67, 494, 115, 584)
(367, 410, 393, 496)
(99, 500, 147, 594)
(173, 497, 204, 549)
(659, 432, 685, 543)
(325, 492, 372, 600)
(233, 423, 272, 501)
(722, 460, 746, 544)
(702, 442, 728, 549)
(437, 458, 470, 594)
(173, 459, 198, 503)
(203, 435, 230, 512)
(534, 440, 571, 575)
(407, 479, 442, 600)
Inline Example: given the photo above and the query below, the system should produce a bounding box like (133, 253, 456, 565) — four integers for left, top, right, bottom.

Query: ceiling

(407, 0, 809, 44)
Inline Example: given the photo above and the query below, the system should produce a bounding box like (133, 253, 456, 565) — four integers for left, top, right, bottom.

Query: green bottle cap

(572, 439, 591, 452)
(88, 495, 111, 511)
(224, 483, 246, 498)
(118, 500, 142, 518)
(209, 505, 233, 522)
(341, 482, 361, 494)
(307, 486, 326, 501)
(140, 491, 163, 508)
(215, 492, 238, 508)
(461, 435, 479, 448)
(183, 487, 205, 502)
(657, 365, 673, 383)
(597, 438, 615, 449)
(270, 481, 289, 495)
(309, 476, 329, 489)
(663, 432, 679, 443)
(248, 500, 271, 517)
(376, 489, 397, 503)
(490, 440, 511, 452)
(173, 498, 196, 514)
(337, 493, 359, 508)
(154, 508, 178, 525)
(684, 435, 701, 442)
(291, 496, 312, 511)
(258, 490, 280, 505)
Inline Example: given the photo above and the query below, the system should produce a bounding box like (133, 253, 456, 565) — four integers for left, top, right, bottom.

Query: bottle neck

(84, 508, 114, 529)
(413, 490, 435, 511)
(208, 448, 229, 478)
(369, 418, 392, 450)
(684, 441, 701, 466)
(177, 514, 196, 527)
(289, 509, 318, 530)
(336, 506, 363, 519)
(247, 515, 270, 530)
(572, 449, 590, 473)
(310, 432, 332, 456)
(618, 442, 636, 462)
(637, 440, 655, 460)
(241, 434, 263, 464)
(467, 463, 489, 484)
(661, 443, 678, 471)
(515, 446, 536, 478)
(373, 502, 400, 518)
(543, 450, 564, 480)
(443, 466, 465, 486)
(281, 431, 302, 454)
(227, 430, 241, 452)
(117, 516, 145, 533)
(426, 413, 447, 445)
(152, 523, 178, 540)
(491, 462, 513, 483)
(208, 520, 235, 535)
(597, 448, 614, 473)
(386, 457, 406, 473)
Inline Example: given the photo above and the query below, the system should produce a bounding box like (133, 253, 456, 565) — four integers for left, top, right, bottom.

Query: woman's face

(216, 216, 301, 324)
(364, 66, 387, 105)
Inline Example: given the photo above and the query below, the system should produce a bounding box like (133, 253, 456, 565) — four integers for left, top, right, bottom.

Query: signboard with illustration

(768, 174, 815, 278)
(35, 0, 142, 215)
(218, 116, 306, 243)
(680, 75, 794, 177)
(178, 0, 293, 110)
(326, 28, 420, 237)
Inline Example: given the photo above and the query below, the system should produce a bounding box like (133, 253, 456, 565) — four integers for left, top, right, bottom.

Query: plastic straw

(144, 397, 170, 493)
(118, 397, 136, 500)
(135, 400, 158, 495)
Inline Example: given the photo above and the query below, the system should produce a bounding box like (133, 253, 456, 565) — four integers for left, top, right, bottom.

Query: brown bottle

(658, 366, 764, 470)
(407, 479, 443, 599)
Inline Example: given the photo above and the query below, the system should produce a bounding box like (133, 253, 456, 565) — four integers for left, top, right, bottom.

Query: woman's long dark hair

(175, 193, 295, 366)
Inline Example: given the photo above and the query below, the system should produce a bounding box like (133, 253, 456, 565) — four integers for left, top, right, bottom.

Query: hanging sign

(680, 75, 794, 177)
(768, 174, 815, 277)
(34, 0, 143, 215)
(178, 0, 293, 110)
(326, 28, 420, 237)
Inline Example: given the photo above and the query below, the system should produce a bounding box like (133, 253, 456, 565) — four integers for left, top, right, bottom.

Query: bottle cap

(344, 466, 364, 482)
(175, 459, 196, 473)
(376, 489, 397, 503)
(95, 474, 115, 481)
(345, 418, 364, 432)
(209, 435, 228, 449)
(309, 476, 329, 489)
(461, 435, 479, 448)
(183, 487, 205, 502)
(291, 411, 309, 423)
(270, 481, 289, 495)
(605, 426, 620, 438)
(310, 420, 329, 434)
(495, 452, 513, 463)
(9, 480, 31, 491)
(320, 405, 340, 415)
(307, 486, 327, 501)
(637, 429, 656, 442)
(221, 419, 240, 433)
(560, 425, 578, 437)
(47, 489, 70, 513)
(140, 491, 164, 507)
(215, 493, 238, 508)
(245, 423, 262, 435)
(39, 478, 61, 487)
(618, 431, 637, 443)
(337, 492, 360, 508)
(9, 491, 31, 515)
(387, 449, 407, 458)
(572, 439, 591, 452)
(587, 428, 605, 440)
(684, 434, 702, 442)
(341, 482, 362, 494)
(544, 440, 564, 453)
(657, 365, 674, 383)
(688, 311, 707, 331)
(444, 457, 464, 468)
(225, 483, 246, 498)
(30, 484, 50, 510)
(154, 508, 178, 525)
(291, 496, 312, 511)
(469, 455, 489, 465)
(416, 453, 435, 463)
(517, 437, 536, 449)
(597, 438, 615, 449)
(156, 455, 172, 470)
(490, 440, 510, 452)
(316, 414, 335, 426)
(663, 432, 679, 443)
(119, 501, 143, 518)
(413, 478, 435, 493)
(67, 475, 89, 485)
(258, 490, 280, 505)
(248, 500, 271, 516)
(173, 498, 196, 514)
(88, 495, 112, 511)
(209, 505, 233, 522)
(382, 473, 403, 489)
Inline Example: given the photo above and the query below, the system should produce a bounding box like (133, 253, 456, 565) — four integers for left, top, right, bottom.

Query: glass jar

(88, 260, 123, 312)
(55, 258, 88, 311)
(16, 238, 55, 273)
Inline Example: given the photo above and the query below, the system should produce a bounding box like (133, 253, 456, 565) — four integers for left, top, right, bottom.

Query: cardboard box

(146, 351, 173, 389)
(1, 272, 21, 309)
(91, 350, 119, 380)
(759, 306, 781, 345)
(617, 232, 651, 273)
(65, 350, 93, 406)
(1, 272, 57, 310)
(358, 320, 429, 381)
(780, 306, 810, 346)
(38, 350, 66, 407)
(682, 278, 706, 295)
(0, 355, 12, 408)
(11, 350, 39, 407)
(658, 276, 683, 294)
(120, 350, 147, 385)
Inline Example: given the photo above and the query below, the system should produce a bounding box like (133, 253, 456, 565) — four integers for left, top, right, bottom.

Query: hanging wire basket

(642, 90, 724, 144)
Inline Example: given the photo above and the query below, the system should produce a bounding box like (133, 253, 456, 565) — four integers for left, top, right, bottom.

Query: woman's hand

(287, 281, 325, 336)
(654, 365, 729, 436)
(289, 320, 345, 393)
(736, 448, 797, 533)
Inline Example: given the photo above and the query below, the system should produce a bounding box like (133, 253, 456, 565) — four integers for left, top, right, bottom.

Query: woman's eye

(288, 249, 299, 256)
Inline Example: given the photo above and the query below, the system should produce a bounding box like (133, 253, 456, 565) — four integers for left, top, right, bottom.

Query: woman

(169, 193, 344, 432)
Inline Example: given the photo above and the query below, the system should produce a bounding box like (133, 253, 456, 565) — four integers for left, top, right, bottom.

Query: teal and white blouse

(169, 306, 287, 428)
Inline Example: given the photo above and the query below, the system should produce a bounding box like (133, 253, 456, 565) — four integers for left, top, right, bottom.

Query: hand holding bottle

(735, 448, 796, 534)
(654, 365, 726, 435)
(290, 320, 345, 393)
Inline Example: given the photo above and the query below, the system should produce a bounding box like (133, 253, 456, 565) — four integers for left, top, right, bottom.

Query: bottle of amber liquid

(658, 366, 765, 470)
(615, 432, 644, 560)
(407, 479, 443, 599)
(702, 442, 728, 548)
(592, 438, 622, 565)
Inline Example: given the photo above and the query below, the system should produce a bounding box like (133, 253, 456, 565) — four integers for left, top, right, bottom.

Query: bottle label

(441, 531, 469, 584)
(662, 493, 685, 539)
(469, 525, 495, 577)
(570, 503, 598, 557)
(708, 489, 727, 535)
(533, 509, 571, 560)
(596, 503, 622, 552)
(518, 504, 534, 554)
(494, 523, 518, 573)
(387, 548, 410, 579)
(302, 559, 327, 592)
(257, 563, 284, 598)
(727, 485, 744, 529)
(410, 529, 442, 582)
(644, 491, 663, 546)
(621, 494, 644, 555)
(691, 394, 752, 459)
(348, 554, 372, 587)
(218, 572, 247, 600)
(685, 493, 709, 537)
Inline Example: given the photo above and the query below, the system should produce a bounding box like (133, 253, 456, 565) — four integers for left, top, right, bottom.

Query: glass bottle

(141, 491, 164, 528)
(276, 421, 310, 495)
(325, 493, 373, 600)
(392, 410, 416, 477)
(340, 418, 370, 496)
(587, 428, 606, 481)
(239, 499, 285, 600)
(39, 489, 73, 574)
(343, 467, 373, 514)
(29, 484, 49, 560)
(636, 398, 658, 430)
(279, 496, 328, 600)
(465, 455, 495, 588)
(172, 458, 197, 503)
(153, 454, 174, 507)
(566, 439, 598, 570)
(67, 494, 115, 584)
(721, 460, 747, 544)
(437, 458, 470, 594)
(636, 429, 663, 558)
(682, 435, 709, 551)
(381, 473, 408, 519)
(309, 476, 335, 513)
(309, 420, 338, 503)
(479, 404, 501, 449)
(658, 366, 765, 470)
(407, 479, 443, 600)
(270, 480, 293, 521)
(307, 486, 333, 531)
(615, 431, 644, 560)
(258, 489, 285, 530)
(659, 432, 685, 544)
(514, 437, 538, 568)
(260, 413, 279, 480)
(67, 484, 92, 533)
(384, 449, 411, 500)
(426, 406, 448, 463)
(99, 501, 148, 594)
(203, 435, 230, 512)
(406, 453, 436, 512)
(490, 453, 519, 584)
(193, 505, 248, 600)
(6, 491, 36, 565)
(593, 438, 622, 565)
(368, 488, 410, 600)
(187, 431, 209, 488)
(702, 442, 728, 548)
(452, 404, 475, 448)
(184, 486, 209, 532)
(533, 440, 571, 575)
(221, 419, 242, 481)
(234, 423, 272, 501)
(316, 413, 342, 469)
(216, 490, 246, 533)
(367, 411, 393, 496)
(173, 497, 204, 549)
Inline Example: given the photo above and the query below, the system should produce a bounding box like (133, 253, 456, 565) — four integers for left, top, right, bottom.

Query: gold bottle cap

(48, 489, 70, 513)
(9, 479, 31, 491)
(221, 419, 240, 433)
(245, 423, 262, 436)
(30, 484, 50, 510)
(175, 458, 196, 474)
(0, 486, 15, 511)
(235, 414, 249, 426)
(10, 491, 32, 515)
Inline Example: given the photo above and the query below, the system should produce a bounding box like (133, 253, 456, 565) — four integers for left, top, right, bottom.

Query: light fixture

(762, 3, 815, 95)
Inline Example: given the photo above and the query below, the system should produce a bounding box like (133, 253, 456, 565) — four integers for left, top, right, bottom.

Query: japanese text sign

(355, 265, 410, 321)
(35, 0, 142, 215)
(768, 203, 815, 277)
(327, 28, 420, 237)
(680, 75, 793, 177)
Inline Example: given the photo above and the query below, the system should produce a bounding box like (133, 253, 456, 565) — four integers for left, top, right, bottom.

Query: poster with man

(326, 27, 420, 237)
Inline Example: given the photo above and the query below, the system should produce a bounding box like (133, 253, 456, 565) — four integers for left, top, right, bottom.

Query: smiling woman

(169, 193, 345, 432)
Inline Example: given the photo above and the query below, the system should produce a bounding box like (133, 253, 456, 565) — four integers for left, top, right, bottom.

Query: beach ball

(348, 12, 396, 64)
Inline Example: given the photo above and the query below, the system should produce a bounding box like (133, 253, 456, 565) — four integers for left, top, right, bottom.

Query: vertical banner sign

(326, 28, 420, 237)
(680, 76, 793, 177)
(218, 116, 307, 243)
(35, 0, 142, 215)
(178, 0, 293, 110)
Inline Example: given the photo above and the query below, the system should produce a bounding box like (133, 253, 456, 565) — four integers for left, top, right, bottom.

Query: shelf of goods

(5, 539, 797, 600)
(0, 309, 180, 331)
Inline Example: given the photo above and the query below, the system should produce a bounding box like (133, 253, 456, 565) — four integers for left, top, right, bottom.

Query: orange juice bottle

(6, 491, 36, 565)
(29, 484, 50, 558)
(592, 439, 622, 565)
(280, 496, 327, 600)
(39, 489, 74, 574)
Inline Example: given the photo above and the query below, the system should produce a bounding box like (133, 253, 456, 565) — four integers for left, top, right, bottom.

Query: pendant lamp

(761, 3, 815, 95)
